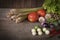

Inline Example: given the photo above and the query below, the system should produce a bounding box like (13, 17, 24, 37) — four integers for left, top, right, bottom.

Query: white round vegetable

(43, 28, 47, 32)
(45, 30, 50, 35)
(37, 28, 41, 32)
(38, 31, 42, 35)
(45, 14, 51, 19)
(32, 32, 36, 36)
(39, 17, 45, 23)
(31, 28, 36, 32)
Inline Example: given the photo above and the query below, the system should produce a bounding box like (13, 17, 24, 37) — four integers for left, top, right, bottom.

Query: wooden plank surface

(0, 0, 44, 8)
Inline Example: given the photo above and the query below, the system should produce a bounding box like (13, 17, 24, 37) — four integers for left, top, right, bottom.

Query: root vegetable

(45, 14, 51, 19)
(39, 17, 45, 23)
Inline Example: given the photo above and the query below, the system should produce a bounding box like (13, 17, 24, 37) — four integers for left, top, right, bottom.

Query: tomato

(37, 9, 46, 17)
(28, 12, 38, 22)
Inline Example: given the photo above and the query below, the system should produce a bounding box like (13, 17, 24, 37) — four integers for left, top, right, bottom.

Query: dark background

(0, 0, 60, 40)
(0, 0, 44, 8)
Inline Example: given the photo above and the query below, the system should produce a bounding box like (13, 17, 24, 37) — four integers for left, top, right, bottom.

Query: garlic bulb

(39, 17, 45, 23)
(45, 14, 51, 19)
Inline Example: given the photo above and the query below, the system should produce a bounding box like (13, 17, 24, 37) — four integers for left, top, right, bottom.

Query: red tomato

(37, 9, 46, 17)
(28, 12, 38, 22)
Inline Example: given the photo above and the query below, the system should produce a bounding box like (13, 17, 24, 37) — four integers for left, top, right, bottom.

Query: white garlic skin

(39, 17, 45, 23)
(45, 14, 51, 19)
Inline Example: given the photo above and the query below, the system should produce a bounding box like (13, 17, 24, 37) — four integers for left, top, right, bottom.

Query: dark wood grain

(0, 0, 44, 8)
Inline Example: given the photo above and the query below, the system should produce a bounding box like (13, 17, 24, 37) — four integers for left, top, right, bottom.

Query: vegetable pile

(7, 0, 60, 36)
(7, 8, 41, 23)
(31, 26, 50, 36)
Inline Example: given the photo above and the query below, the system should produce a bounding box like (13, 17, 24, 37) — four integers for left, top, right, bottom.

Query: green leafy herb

(43, 0, 60, 15)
